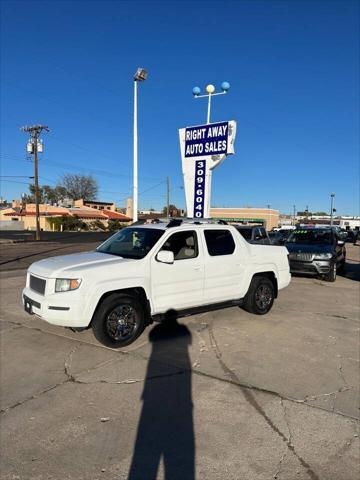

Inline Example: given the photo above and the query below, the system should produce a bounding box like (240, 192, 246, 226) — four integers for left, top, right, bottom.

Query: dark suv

(286, 228, 346, 282)
(234, 225, 271, 245)
(269, 229, 294, 245)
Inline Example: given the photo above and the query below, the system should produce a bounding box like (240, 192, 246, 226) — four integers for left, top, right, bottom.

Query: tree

(43, 185, 67, 204)
(108, 219, 123, 232)
(297, 211, 312, 216)
(24, 184, 67, 204)
(162, 204, 178, 217)
(62, 174, 98, 200)
(89, 220, 106, 231)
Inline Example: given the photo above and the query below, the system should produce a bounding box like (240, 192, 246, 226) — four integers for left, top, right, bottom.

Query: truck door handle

(194, 266, 201, 271)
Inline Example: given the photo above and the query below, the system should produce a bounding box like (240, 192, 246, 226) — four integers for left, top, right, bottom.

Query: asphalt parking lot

(0, 239, 359, 480)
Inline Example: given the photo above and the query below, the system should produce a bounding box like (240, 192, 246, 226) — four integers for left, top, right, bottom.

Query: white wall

(0, 220, 25, 230)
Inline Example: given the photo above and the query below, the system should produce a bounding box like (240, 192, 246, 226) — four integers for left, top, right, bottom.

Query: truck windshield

(96, 228, 164, 259)
(287, 230, 333, 245)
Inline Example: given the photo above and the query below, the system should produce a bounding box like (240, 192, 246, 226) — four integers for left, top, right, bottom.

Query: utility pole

(21, 125, 49, 240)
(330, 193, 335, 227)
(166, 176, 170, 218)
(293, 204, 296, 225)
(305, 205, 309, 223)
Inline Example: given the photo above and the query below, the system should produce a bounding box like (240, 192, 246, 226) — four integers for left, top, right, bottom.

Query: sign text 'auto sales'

(184, 121, 229, 158)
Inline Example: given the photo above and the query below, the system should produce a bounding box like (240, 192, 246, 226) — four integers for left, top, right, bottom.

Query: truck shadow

(128, 313, 195, 480)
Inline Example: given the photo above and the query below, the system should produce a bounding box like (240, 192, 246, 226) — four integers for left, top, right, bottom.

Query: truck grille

(289, 253, 314, 262)
(30, 275, 46, 295)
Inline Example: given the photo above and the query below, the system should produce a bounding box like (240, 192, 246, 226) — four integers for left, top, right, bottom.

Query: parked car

(23, 220, 291, 348)
(270, 229, 294, 245)
(234, 225, 271, 245)
(285, 228, 346, 282)
(344, 228, 359, 243)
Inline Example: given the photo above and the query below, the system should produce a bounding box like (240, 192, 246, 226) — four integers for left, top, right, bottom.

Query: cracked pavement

(0, 245, 359, 479)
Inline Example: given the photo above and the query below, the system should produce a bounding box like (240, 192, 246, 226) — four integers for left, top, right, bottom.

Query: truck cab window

(204, 229, 235, 256)
(160, 231, 198, 260)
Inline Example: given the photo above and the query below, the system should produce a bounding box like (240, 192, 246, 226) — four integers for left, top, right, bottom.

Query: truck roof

(127, 219, 234, 231)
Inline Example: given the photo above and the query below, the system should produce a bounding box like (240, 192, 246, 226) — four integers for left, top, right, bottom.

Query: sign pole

(207, 94, 212, 124)
(179, 82, 235, 220)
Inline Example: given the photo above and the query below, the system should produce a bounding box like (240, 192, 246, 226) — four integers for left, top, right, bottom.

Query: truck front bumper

(22, 287, 91, 328)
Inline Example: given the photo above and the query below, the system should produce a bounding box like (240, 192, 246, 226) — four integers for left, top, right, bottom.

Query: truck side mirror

(156, 250, 175, 264)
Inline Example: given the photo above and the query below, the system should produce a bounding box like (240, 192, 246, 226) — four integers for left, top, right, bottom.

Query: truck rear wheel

(242, 276, 275, 315)
(92, 293, 146, 348)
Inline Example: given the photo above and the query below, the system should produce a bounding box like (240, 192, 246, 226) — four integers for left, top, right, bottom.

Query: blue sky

(1, 0, 359, 215)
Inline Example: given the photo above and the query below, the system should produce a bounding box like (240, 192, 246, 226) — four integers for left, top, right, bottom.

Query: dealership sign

(179, 120, 237, 218)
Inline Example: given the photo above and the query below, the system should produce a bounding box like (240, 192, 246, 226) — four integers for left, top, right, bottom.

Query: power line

(0, 179, 34, 185)
(0, 153, 162, 182)
(0, 175, 34, 179)
(139, 180, 165, 196)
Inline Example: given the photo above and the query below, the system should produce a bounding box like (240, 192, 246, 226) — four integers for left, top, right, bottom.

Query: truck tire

(323, 262, 337, 282)
(92, 293, 146, 348)
(242, 276, 275, 315)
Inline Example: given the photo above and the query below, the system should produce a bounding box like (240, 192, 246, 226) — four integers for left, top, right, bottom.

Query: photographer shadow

(128, 314, 195, 480)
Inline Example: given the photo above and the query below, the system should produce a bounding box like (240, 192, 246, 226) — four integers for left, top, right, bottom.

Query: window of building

(160, 231, 198, 260)
(204, 229, 235, 256)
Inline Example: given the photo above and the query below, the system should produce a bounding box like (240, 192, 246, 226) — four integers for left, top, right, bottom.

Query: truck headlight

(55, 279, 82, 292)
(314, 253, 332, 260)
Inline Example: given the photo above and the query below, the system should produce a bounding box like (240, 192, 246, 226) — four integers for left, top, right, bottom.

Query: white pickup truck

(23, 220, 291, 348)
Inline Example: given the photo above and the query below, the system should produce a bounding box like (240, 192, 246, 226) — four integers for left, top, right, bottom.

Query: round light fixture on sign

(206, 84, 215, 94)
(192, 86, 201, 96)
(221, 81, 230, 92)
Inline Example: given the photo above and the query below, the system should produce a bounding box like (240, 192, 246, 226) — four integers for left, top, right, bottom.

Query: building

(296, 215, 360, 229)
(0, 201, 131, 231)
(74, 199, 116, 211)
(210, 207, 279, 230)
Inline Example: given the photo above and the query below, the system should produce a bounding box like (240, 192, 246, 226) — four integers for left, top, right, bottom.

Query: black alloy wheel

(106, 304, 137, 341)
(92, 293, 146, 348)
(254, 284, 273, 310)
(242, 276, 275, 315)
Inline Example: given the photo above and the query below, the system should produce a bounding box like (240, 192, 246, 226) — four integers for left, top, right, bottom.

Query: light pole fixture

(192, 81, 230, 124)
(330, 193, 335, 227)
(133, 68, 148, 223)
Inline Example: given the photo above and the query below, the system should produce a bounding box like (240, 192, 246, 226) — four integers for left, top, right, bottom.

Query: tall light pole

(192, 82, 231, 124)
(133, 68, 147, 223)
(330, 193, 335, 226)
(166, 176, 170, 218)
(21, 125, 49, 240)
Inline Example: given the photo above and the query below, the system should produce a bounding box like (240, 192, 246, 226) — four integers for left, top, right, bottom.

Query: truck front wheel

(92, 293, 146, 348)
(242, 276, 275, 315)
